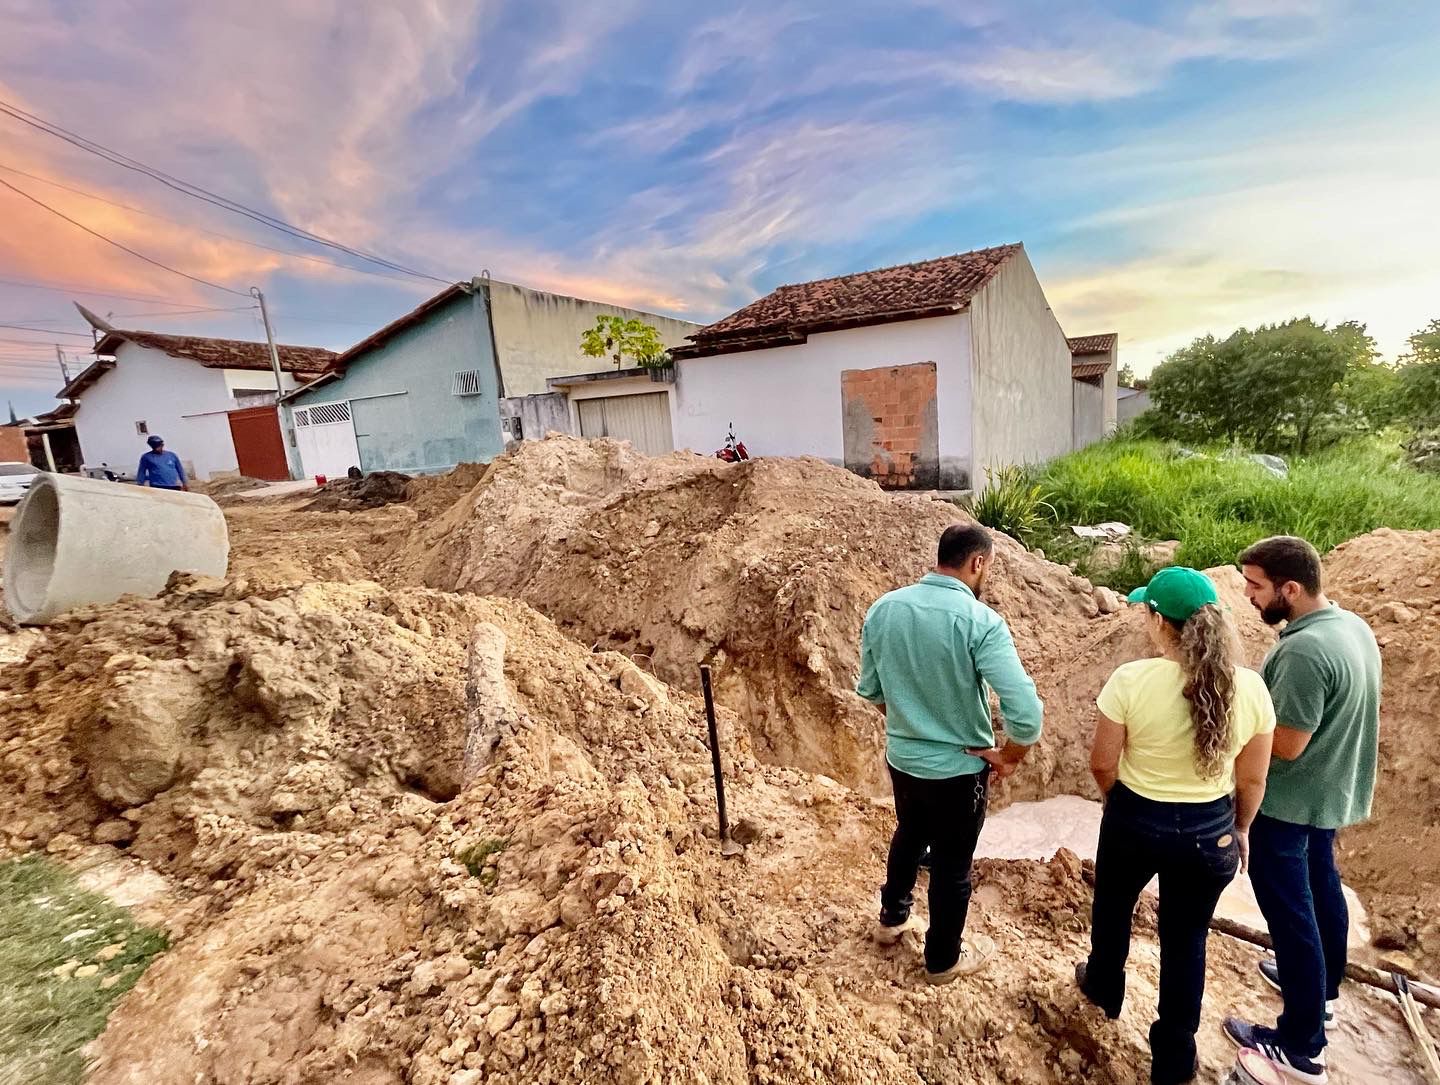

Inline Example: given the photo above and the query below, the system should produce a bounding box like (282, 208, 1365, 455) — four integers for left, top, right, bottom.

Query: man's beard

(1258, 598, 1293, 626)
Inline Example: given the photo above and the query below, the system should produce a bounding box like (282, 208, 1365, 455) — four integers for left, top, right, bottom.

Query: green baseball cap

(1127, 566, 1219, 622)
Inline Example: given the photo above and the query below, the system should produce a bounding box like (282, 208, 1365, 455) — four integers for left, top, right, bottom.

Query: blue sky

(2, 0, 1438, 417)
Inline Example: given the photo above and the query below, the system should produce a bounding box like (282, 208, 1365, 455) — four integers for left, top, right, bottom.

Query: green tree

(1241, 318, 1349, 452)
(1334, 321, 1402, 432)
(1397, 319, 1440, 426)
(1148, 318, 1378, 452)
(1148, 333, 1249, 443)
(1117, 362, 1137, 387)
(580, 316, 669, 370)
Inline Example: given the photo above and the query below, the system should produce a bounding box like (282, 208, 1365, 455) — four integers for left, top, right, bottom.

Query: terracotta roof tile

(1071, 360, 1110, 380)
(1067, 333, 1117, 356)
(677, 244, 1022, 357)
(94, 329, 336, 376)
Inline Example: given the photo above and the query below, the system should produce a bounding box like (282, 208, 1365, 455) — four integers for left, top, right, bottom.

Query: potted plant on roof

(579, 316, 674, 382)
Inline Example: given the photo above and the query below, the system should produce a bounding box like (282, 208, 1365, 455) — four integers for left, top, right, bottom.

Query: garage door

(576, 393, 674, 456)
(293, 400, 361, 479)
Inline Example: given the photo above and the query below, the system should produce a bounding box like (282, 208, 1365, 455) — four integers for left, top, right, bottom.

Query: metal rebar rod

(699, 664, 731, 845)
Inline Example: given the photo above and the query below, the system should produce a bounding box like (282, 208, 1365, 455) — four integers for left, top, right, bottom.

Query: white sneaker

(925, 933, 996, 985)
(872, 914, 926, 945)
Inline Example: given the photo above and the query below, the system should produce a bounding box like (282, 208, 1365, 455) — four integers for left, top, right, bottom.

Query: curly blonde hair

(1169, 604, 1240, 779)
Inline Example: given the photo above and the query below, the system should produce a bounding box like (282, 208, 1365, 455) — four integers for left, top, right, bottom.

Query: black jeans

(880, 763, 988, 973)
(1083, 784, 1240, 1085)
(1247, 813, 1347, 1058)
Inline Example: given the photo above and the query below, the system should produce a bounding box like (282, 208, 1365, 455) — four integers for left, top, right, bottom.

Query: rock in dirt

(93, 819, 136, 845)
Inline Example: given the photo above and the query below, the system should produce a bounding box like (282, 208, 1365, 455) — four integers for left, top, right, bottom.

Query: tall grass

(1037, 437, 1440, 571)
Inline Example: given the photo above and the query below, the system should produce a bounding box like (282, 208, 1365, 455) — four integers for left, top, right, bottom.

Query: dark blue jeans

(1247, 813, 1347, 1058)
(1084, 784, 1239, 1085)
(880, 763, 988, 973)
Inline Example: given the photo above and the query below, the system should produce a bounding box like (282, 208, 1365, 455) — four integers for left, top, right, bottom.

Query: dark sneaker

(1075, 961, 1122, 1019)
(1222, 1018, 1328, 1085)
(1257, 959, 1337, 1029)
(871, 914, 925, 945)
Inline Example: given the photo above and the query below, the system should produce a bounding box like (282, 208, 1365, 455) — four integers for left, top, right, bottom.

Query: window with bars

(294, 401, 352, 427)
(452, 370, 485, 396)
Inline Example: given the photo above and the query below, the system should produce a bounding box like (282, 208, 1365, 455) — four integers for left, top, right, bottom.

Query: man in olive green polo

(1222, 536, 1381, 1085)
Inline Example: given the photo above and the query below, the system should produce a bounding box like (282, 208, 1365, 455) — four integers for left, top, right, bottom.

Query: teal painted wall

(290, 288, 505, 473)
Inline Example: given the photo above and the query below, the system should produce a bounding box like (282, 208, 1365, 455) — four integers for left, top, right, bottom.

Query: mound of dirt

(192, 475, 269, 498)
(0, 577, 747, 880)
(3, 575, 1411, 1085)
(388, 436, 1273, 805)
(1323, 529, 1440, 971)
(1, 463, 1429, 1081)
(306, 471, 414, 511)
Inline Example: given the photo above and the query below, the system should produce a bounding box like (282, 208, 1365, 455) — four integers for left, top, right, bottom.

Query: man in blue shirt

(858, 523, 1044, 983)
(136, 435, 188, 491)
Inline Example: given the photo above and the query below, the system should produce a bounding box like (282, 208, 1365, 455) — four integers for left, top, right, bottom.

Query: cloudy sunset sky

(1, 0, 1437, 416)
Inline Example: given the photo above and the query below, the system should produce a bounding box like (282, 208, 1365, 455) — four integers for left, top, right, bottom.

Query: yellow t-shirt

(1097, 658, 1276, 803)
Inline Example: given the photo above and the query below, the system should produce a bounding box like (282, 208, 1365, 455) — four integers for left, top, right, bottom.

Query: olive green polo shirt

(857, 573, 1044, 779)
(1259, 604, 1381, 829)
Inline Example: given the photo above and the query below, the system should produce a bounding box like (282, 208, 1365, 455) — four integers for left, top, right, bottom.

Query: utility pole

(251, 287, 300, 480)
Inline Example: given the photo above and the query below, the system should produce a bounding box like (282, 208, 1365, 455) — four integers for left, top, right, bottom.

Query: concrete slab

(977, 796, 1372, 954)
(235, 479, 320, 499)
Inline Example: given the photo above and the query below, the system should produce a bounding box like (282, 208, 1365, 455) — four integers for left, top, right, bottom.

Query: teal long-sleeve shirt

(857, 572, 1044, 778)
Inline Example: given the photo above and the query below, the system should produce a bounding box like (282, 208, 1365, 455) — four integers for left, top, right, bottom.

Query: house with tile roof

(281, 278, 699, 478)
(61, 325, 335, 481)
(660, 243, 1107, 490)
(1067, 332, 1120, 447)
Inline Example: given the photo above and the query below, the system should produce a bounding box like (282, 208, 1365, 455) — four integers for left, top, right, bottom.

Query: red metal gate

(226, 406, 289, 481)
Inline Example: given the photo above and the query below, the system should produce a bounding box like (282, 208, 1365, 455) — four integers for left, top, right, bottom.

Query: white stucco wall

(1072, 380, 1106, 449)
(488, 279, 701, 397)
(673, 314, 974, 488)
(1102, 348, 1119, 433)
(72, 343, 253, 479)
(967, 249, 1075, 480)
(1117, 388, 1152, 425)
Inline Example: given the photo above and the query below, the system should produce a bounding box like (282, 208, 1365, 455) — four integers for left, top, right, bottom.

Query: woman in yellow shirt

(1078, 567, 1275, 1085)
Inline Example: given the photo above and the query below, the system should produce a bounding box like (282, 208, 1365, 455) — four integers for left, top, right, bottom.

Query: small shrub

(456, 838, 509, 887)
(972, 465, 1055, 545)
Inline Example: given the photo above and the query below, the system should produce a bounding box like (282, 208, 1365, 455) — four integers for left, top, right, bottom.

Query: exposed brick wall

(841, 362, 940, 489)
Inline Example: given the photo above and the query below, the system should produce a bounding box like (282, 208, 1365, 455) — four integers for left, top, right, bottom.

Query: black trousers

(1083, 783, 1240, 1085)
(880, 763, 989, 973)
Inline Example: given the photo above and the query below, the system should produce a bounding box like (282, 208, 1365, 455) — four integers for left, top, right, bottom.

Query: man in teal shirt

(1224, 536, 1381, 1085)
(857, 523, 1044, 983)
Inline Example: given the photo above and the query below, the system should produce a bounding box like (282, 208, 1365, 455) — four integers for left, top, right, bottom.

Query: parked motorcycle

(714, 423, 749, 463)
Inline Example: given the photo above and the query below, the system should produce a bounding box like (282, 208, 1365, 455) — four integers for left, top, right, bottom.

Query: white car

(0, 461, 40, 505)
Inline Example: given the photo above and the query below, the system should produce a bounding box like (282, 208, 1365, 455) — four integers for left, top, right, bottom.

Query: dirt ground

(0, 440, 1436, 1083)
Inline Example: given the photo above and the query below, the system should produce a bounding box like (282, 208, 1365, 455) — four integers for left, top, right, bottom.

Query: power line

(0, 275, 200, 306)
(0, 175, 250, 298)
(108, 305, 258, 319)
(0, 161, 437, 287)
(0, 322, 92, 338)
(0, 99, 453, 285)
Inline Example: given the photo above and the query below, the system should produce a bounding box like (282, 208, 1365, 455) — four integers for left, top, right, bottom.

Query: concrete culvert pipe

(4, 473, 229, 625)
